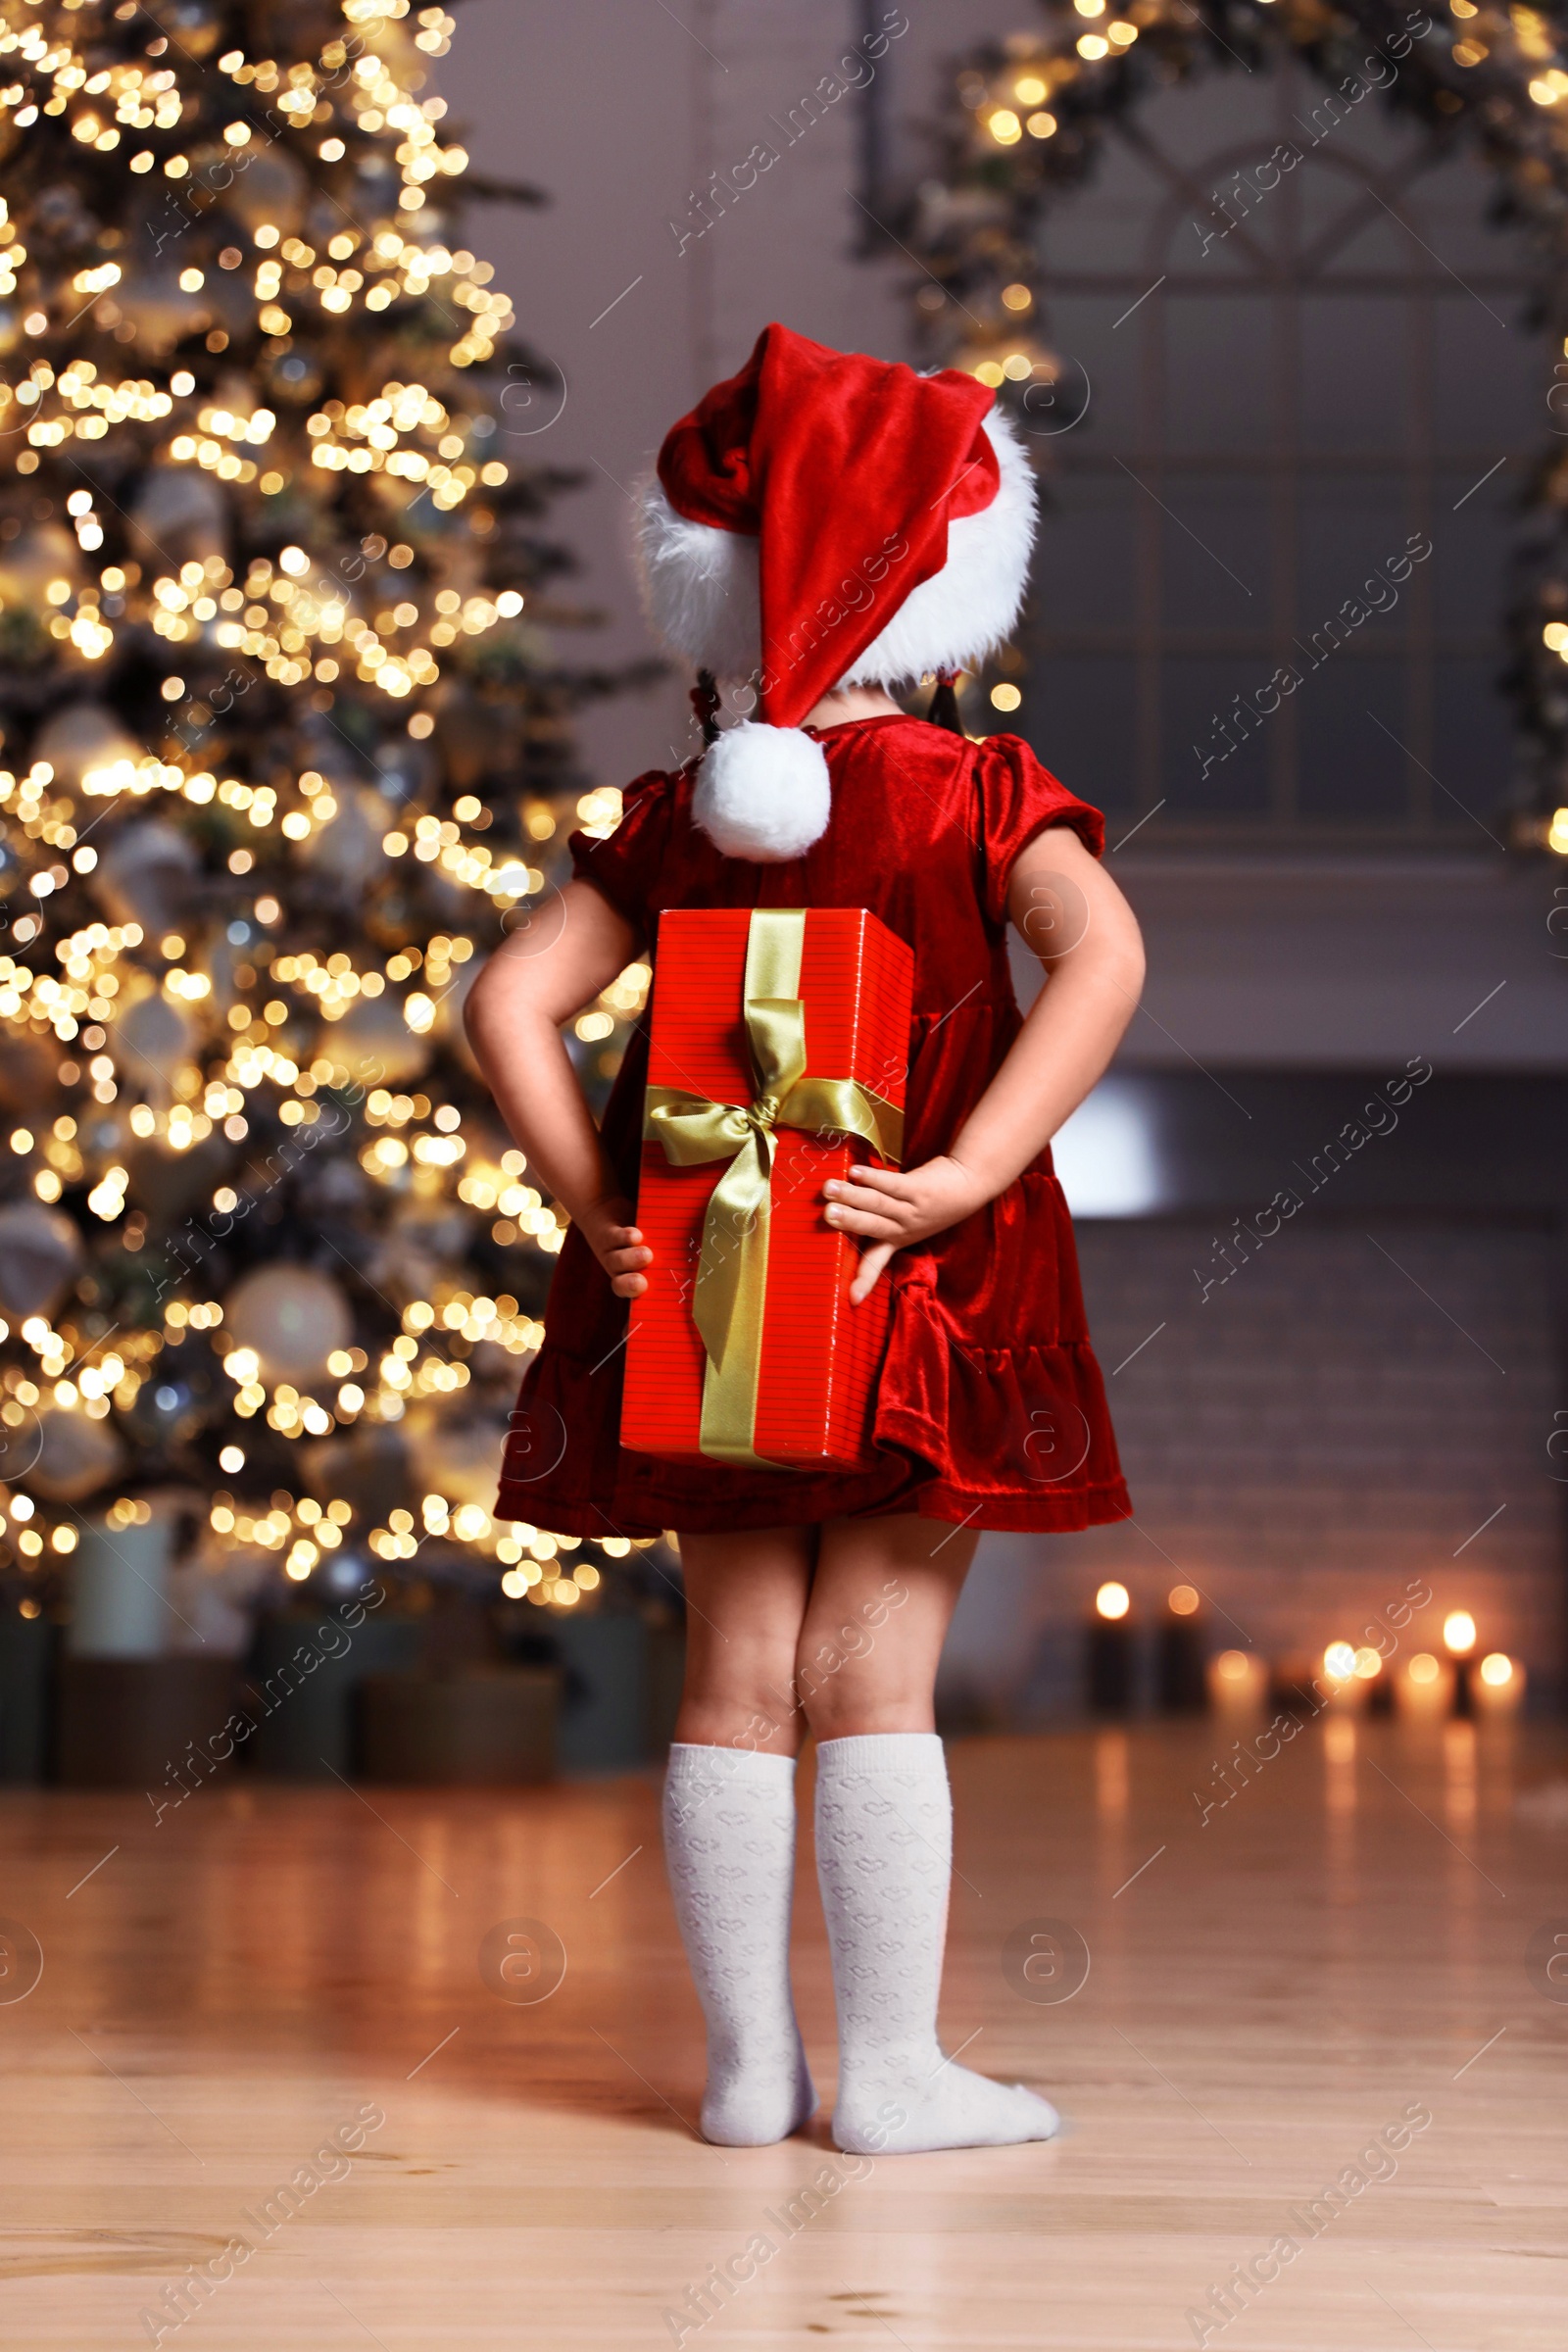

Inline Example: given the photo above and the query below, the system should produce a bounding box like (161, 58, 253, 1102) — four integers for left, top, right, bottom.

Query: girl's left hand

(823, 1153, 989, 1303)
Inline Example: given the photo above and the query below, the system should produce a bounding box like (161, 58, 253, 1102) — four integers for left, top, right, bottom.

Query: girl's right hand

(583, 1197, 653, 1298)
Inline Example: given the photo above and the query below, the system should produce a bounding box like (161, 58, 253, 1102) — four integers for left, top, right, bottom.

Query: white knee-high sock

(662, 1742, 815, 2147)
(813, 1732, 1060, 2155)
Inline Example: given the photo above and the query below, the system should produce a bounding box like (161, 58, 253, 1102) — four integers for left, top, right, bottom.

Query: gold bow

(643, 908, 904, 1468)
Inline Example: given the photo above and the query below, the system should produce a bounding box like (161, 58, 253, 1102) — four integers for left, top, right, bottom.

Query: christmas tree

(0, 0, 657, 1638)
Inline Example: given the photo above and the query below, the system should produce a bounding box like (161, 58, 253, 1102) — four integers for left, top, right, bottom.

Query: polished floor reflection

(2, 1719, 1564, 2346)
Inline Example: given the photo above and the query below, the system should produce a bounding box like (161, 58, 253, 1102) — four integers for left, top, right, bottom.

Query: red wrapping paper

(620, 906, 912, 1471)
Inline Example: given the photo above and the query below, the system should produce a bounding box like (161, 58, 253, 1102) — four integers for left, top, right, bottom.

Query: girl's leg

(793, 1509, 973, 1740)
(675, 1523, 814, 1755)
(802, 1512, 1061, 2155)
(662, 1526, 815, 2145)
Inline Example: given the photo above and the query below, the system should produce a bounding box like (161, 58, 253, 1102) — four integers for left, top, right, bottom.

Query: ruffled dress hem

(497, 1273, 1132, 1539)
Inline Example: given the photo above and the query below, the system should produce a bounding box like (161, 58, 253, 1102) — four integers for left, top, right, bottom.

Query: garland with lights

(905, 0, 1568, 848)
(0, 0, 666, 1642)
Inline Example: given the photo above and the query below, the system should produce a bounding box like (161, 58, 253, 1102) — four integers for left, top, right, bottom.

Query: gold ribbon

(643, 908, 904, 1468)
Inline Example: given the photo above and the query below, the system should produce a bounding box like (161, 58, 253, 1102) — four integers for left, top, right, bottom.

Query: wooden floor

(2, 1719, 1566, 2347)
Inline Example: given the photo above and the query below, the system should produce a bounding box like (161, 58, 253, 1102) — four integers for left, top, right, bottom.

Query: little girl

(466, 324, 1144, 2155)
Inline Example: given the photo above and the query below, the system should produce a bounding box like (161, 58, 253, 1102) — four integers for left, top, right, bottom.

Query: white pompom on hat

(691, 720, 834, 863)
(637, 322, 1037, 863)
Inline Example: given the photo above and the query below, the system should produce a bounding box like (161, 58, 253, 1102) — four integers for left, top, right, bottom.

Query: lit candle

(1086, 1581, 1134, 1716)
(1321, 1641, 1367, 1713)
(1444, 1609, 1478, 1717)
(1360, 1644, 1394, 1717)
(1206, 1646, 1266, 1722)
(1472, 1651, 1526, 1718)
(1156, 1583, 1206, 1713)
(1395, 1650, 1455, 1722)
(1320, 1641, 1385, 1714)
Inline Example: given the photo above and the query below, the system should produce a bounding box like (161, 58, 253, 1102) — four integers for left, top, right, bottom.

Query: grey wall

(1037, 852, 1568, 1076)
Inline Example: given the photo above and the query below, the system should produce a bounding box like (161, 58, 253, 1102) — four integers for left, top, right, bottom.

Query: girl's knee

(797, 1651, 933, 1743)
(678, 1644, 803, 1754)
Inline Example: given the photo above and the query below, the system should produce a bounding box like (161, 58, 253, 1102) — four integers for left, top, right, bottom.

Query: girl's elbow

(463, 960, 527, 1052)
(461, 968, 492, 1047)
(1110, 905, 1146, 999)
(465, 957, 571, 1047)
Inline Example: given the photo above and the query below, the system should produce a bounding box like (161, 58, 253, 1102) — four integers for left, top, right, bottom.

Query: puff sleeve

(973, 734, 1105, 928)
(567, 767, 675, 938)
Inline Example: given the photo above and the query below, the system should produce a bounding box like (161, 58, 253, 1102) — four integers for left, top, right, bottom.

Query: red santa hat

(636, 322, 1037, 861)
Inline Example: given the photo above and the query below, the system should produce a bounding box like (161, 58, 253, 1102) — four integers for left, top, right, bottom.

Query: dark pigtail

(690, 668, 721, 747)
(927, 668, 963, 734)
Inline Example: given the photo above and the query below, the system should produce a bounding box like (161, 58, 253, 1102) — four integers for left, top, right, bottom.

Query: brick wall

(949, 1218, 1568, 1720)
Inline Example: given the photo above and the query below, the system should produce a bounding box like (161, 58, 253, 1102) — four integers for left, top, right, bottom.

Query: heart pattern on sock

(814, 1732, 1061, 2156)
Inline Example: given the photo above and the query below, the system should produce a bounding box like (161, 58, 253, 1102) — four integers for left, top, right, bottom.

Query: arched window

(1025, 55, 1540, 843)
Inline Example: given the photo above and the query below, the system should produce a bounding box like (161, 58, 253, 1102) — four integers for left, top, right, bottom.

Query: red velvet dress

(497, 713, 1132, 1537)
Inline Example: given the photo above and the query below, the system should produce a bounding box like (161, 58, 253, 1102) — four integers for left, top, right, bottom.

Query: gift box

(621, 906, 912, 1471)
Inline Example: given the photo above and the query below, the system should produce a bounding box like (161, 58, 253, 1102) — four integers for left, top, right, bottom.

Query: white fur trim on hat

(634, 476, 760, 679)
(843, 410, 1036, 690)
(691, 720, 832, 862)
(633, 410, 1036, 692)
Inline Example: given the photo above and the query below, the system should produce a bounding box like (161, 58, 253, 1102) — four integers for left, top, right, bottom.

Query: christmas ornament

(124, 1136, 231, 1220)
(0, 1200, 82, 1320)
(302, 1423, 413, 1526)
(221, 147, 310, 240)
(32, 704, 141, 795)
(29, 1405, 124, 1503)
(302, 784, 391, 891)
(113, 988, 197, 1084)
(113, 270, 210, 361)
(125, 1361, 208, 1446)
(224, 1263, 353, 1388)
(127, 467, 226, 566)
(156, 1, 222, 59)
(331, 991, 429, 1087)
(0, 523, 78, 609)
(92, 822, 200, 937)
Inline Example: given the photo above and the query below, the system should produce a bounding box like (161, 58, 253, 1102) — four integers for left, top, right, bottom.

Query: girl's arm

(463, 879, 655, 1298)
(825, 825, 1146, 1301)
